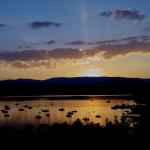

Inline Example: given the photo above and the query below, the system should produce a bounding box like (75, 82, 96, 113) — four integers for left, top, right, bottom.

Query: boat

(35, 115, 42, 119)
(72, 110, 78, 113)
(83, 117, 90, 122)
(4, 105, 11, 110)
(96, 115, 101, 118)
(66, 114, 72, 118)
(46, 114, 50, 117)
(1, 109, 8, 113)
(59, 108, 65, 112)
(4, 114, 10, 117)
(42, 109, 49, 113)
(18, 108, 24, 111)
(67, 111, 74, 115)
(28, 106, 32, 109)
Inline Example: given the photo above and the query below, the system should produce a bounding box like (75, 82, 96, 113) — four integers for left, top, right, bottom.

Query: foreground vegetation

(0, 104, 149, 145)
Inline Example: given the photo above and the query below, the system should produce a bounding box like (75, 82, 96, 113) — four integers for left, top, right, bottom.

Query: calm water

(0, 96, 136, 127)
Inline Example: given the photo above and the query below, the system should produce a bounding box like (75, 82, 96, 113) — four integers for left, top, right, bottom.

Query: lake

(0, 95, 137, 127)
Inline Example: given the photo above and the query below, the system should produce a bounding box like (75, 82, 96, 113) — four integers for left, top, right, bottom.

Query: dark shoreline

(0, 94, 133, 101)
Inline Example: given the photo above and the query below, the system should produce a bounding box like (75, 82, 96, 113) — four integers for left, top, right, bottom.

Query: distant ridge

(0, 77, 150, 102)
(1, 76, 149, 83)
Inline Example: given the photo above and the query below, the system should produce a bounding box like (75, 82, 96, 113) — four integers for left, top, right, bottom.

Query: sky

(0, 0, 150, 80)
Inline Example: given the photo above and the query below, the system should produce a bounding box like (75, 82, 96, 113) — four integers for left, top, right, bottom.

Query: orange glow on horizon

(80, 68, 104, 77)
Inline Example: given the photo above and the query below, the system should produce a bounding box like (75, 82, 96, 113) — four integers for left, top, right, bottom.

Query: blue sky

(0, 0, 150, 50)
(0, 0, 150, 79)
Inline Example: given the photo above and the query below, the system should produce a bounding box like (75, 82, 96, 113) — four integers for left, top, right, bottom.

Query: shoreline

(0, 94, 133, 101)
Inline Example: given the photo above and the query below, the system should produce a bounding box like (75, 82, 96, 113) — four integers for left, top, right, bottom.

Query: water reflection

(0, 96, 136, 127)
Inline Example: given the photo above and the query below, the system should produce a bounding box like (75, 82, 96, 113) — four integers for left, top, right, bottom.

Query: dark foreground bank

(0, 104, 149, 148)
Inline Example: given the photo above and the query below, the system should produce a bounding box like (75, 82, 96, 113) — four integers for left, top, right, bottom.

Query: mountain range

(0, 77, 150, 102)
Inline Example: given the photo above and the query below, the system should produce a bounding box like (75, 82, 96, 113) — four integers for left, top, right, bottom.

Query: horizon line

(0, 76, 150, 81)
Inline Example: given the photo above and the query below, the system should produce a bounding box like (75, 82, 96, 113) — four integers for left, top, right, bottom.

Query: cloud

(94, 35, 150, 46)
(66, 41, 86, 45)
(95, 39, 119, 45)
(66, 35, 150, 47)
(45, 40, 56, 45)
(0, 49, 84, 62)
(66, 41, 99, 46)
(11, 60, 56, 69)
(0, 24, 5, 27)
(100, 9, 145, 21)
(18, 44, 32, 49)
(0, 35, 150, 69)
(120, 35, 150, 42)
(92, 40, 150, 59)
(29, 21, 62, 29)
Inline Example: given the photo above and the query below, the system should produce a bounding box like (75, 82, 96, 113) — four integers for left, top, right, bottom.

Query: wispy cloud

(66, 35, 150, 46)
(17, 44, 32, 49)
(66, 41, 86, 45)
(45, 40, 56, 45)
(66, 40, 98, 46)
(11, 60, 56, 69)
(100, 9, 145, 21)
(29, 21, 62, 29)
(0, 24, 5, 27)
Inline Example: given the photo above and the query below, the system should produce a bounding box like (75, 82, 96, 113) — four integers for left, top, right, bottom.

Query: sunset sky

(0, 0, 150, 80)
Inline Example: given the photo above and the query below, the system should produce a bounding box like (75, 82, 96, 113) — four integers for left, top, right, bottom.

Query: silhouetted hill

(0, 77, 150, 102)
